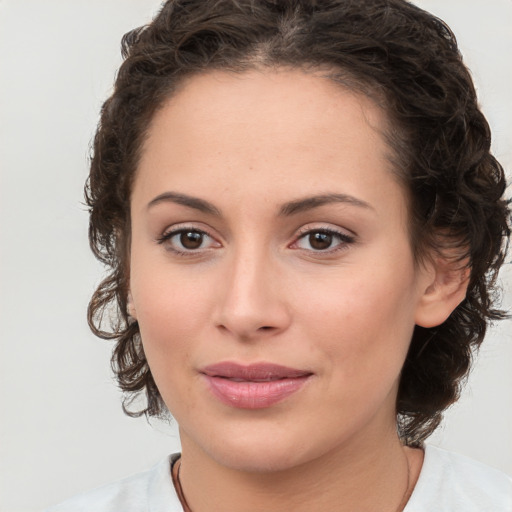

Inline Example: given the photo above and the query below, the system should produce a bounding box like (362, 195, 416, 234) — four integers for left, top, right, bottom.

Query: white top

(45, 445, 512, 511)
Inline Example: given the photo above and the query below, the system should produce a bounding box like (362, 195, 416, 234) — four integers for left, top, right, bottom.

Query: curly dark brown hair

(87, 0, 510, 445)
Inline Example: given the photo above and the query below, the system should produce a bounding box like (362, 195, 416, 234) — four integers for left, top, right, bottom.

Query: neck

(176, 427, 422, 512)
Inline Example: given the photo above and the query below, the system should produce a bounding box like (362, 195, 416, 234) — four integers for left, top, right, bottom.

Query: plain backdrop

(0, 1, 511, 511)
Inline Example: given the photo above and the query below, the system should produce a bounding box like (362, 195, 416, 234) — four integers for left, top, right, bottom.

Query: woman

(47, 0, 511, 510)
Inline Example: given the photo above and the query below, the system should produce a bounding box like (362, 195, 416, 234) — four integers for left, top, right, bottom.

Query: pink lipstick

(200, 362, 313, 409)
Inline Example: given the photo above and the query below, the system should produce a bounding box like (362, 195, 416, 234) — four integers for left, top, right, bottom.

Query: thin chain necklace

(172, 458, 193, 512)
(171, 454, 411, 512)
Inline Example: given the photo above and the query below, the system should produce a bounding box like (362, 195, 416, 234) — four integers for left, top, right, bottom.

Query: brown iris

(180, 231, 203, 249)
(308, 232, 333, 250)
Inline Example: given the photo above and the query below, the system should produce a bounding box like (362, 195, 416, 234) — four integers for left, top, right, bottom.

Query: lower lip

(203, 375, 311, 409)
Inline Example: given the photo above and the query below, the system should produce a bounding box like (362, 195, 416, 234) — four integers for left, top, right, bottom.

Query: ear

(127, 290, 138, 320)
(415, 258, 470, 328)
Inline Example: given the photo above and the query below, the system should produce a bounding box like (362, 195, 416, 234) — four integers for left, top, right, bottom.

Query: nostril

(259, 326, 274, 331)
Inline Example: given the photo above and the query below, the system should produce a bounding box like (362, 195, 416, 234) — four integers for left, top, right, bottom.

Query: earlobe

(415, 260, 470, 328)
(127, 291, 137, 319)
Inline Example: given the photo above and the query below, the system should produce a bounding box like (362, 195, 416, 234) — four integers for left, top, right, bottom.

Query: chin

(188, 420, 335, 474)
(209, 443, 310, 474)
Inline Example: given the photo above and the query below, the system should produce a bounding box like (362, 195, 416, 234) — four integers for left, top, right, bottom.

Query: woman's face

(129, 69, 434, 471)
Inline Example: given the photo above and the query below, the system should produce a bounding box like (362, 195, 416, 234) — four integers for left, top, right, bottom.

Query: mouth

(200, 362, 313, 409)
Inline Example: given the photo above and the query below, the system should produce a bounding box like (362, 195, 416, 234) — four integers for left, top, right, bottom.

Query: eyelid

(156, 223, 222, 253)
(294, 223, 356, 239)
(290, 224, 356, 253)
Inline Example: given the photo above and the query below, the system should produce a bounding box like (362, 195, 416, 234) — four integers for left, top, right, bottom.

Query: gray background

(1, 1, 511, 511)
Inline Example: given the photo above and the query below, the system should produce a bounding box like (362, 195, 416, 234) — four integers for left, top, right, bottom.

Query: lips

(200, 362, 313, 409)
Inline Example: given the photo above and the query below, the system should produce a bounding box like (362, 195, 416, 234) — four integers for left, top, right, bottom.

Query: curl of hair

(86, 0, 510, 444)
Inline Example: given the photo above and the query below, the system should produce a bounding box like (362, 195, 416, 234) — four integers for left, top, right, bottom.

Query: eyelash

(292, 227, 356, 254)
(156, 227, 217, 256)
(156, 225, 356, 256)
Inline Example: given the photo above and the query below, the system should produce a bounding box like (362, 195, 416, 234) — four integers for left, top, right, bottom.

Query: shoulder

(405, 444, 512, 512)
(44, 454, 183, 512)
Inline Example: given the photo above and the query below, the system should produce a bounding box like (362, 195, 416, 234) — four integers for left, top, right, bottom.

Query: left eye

(158, 229, 218, 252)
(294, 230, 353, 251)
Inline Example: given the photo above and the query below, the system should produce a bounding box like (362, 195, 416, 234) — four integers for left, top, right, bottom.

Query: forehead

(146, 68, 390, 155)
(133, 68, 405, 223)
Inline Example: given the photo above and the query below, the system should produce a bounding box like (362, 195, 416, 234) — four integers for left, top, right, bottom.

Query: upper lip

(201, 362, 313, 381)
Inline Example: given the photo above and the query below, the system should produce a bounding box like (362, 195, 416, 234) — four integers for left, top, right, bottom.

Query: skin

(128, 68, 468, 511)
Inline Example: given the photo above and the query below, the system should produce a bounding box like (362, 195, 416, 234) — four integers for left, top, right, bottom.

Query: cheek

(293, 260, 419, 379)
(131, 270, 212, 415)
(129, 259, 214, 365)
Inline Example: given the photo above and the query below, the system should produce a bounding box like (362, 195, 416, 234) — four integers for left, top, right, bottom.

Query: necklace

(171, 453, 412, 512)
(172, 458, 193, 512)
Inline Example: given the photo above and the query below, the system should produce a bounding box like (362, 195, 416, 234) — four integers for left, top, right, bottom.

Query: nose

(213, 248, 291, 341)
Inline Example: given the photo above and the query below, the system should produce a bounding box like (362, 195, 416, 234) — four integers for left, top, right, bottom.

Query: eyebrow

(147, 191, 221, 216)
(279, 193, 374, 216)
(147, 191, 373, 217)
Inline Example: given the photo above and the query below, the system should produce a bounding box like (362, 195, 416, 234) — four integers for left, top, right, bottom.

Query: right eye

(157, 228, 221, 254)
